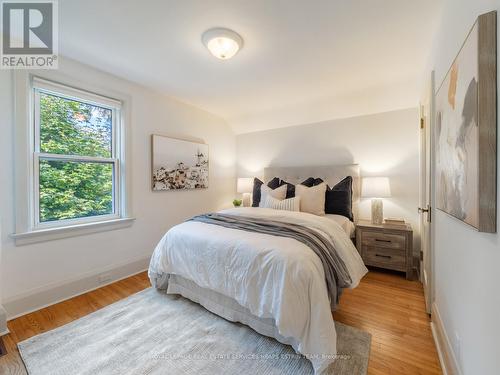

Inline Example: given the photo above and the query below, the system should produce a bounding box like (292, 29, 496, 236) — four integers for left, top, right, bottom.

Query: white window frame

(12, 73, 134, 245)
(32, 78, 122, 229)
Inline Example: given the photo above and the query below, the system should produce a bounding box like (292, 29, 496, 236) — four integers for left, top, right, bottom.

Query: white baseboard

(0, 305, 8, 336)
(431, 302, 462, 375)
(4, 256, 150, 320)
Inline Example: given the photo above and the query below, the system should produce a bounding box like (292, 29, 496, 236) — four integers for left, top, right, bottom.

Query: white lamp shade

(361, 177, 391, 198)
(237, 178, 254, 193)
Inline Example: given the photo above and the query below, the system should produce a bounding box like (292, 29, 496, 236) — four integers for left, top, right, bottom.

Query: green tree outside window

(38, 93, 115, 222)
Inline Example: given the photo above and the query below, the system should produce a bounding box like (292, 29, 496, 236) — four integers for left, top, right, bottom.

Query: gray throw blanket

(190, 213, 352, 310)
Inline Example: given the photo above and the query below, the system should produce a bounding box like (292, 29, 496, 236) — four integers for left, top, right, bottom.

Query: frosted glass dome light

(202, 28, 243, 60)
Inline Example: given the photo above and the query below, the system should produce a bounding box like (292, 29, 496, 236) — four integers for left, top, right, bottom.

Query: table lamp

(361, 177, 391, 224)
(237, 178, 253, 207)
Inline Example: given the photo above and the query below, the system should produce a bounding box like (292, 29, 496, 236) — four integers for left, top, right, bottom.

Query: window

(32, 78, 123, 229)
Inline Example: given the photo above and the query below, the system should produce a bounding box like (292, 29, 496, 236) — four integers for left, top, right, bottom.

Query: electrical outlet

(453, 331, 461, 364)
(98, 272, 112, 284)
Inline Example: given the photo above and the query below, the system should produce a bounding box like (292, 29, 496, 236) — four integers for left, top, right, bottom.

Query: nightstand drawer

(361, 231, 406, 250)
(356, 220, 414, 280)
(362, 246, 406, 272)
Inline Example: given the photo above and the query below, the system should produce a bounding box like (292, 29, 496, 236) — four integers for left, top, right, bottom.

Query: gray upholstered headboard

(263, 165, 361, 222)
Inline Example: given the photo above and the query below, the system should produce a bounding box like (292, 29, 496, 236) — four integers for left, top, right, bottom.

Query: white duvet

(149, 208, 368, 374)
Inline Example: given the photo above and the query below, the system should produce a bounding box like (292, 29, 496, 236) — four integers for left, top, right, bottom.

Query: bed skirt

(160, 274, 301, 351)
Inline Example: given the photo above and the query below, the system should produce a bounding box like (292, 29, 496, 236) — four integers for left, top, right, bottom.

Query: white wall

(0, 67, 13, 332)
(0, 222, 6, 334)
(236, 108, 421, 250)
(425, 1, 500, 374)
(0, 58, 236, 317)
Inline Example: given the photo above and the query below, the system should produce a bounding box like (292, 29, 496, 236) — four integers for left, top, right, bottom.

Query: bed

(148, 165, 368, 374)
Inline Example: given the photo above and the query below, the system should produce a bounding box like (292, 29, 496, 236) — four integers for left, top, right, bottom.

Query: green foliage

(233, 199, 242, 207)
(39, 93, 114, 222)
(40, 93, 112, 157)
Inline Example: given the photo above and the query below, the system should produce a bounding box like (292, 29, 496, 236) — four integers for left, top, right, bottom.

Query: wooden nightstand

(356, 220, 414, 280)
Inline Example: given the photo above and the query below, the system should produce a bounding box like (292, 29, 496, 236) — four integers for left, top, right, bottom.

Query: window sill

(11, 217, 136, 246)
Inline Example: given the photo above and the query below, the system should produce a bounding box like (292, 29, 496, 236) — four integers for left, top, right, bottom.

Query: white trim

(13, 71, 133, 242)
(0, 305, 7, 336)
(33, 212, 121, 230)
(14, 71, 33, 234)
(37, 153, 117, 163)
(431, 303, 462, 375)
(4, 255, 149, 320)
(32, 79, 122, 230)
(11, 217, 135, 245)
(32, 76, 122, 108)
(431, 323, 448, 375)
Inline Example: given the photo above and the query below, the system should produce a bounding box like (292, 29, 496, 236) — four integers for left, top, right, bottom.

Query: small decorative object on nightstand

(384, 218, 405, 225)
(356, 220, 414, 280)
(361, 177, 391, 224)
(237, 178, 253, 207)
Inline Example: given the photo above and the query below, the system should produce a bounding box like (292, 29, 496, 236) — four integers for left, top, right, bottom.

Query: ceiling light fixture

(202, 28, 243, 60)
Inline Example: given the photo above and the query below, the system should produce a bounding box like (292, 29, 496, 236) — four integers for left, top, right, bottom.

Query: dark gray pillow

(251, 178, 264, 207)
(301, 177, 324, 187)
(325, 177, 353, 221)
(252, 177, 281, 207)
(267, 177, 281, 189)
(299, 176, 353, 220)
(279, 180, 296, 199)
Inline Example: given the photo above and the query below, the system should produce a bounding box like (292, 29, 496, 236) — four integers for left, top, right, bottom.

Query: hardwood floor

(0, 270, 441, 375)
(334, 271, 442, 374)
(0, 273, 151, 375)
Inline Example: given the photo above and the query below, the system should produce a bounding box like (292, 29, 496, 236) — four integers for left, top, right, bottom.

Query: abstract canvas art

(435, 11, 497, 232)
(152, 135, 209, 190)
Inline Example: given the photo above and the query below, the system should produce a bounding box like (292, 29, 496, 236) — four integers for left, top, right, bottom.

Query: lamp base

(371, 198, 384, 225)
(242, 193, 251, 207)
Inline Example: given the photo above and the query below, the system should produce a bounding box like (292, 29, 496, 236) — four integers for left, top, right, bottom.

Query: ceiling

(60, 0, 442, 133)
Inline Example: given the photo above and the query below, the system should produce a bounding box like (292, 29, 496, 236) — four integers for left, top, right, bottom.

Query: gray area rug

(18, 288, 371, 375)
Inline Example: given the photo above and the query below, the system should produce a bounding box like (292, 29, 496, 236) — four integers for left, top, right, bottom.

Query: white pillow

(263, 195, 301, 212)
(295, 182, 327, 216)
(259, 184, 287, 207)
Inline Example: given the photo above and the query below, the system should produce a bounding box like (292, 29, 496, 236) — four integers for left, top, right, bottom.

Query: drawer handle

(375, 254, 392, 259)
(375, 239, 392, 243)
